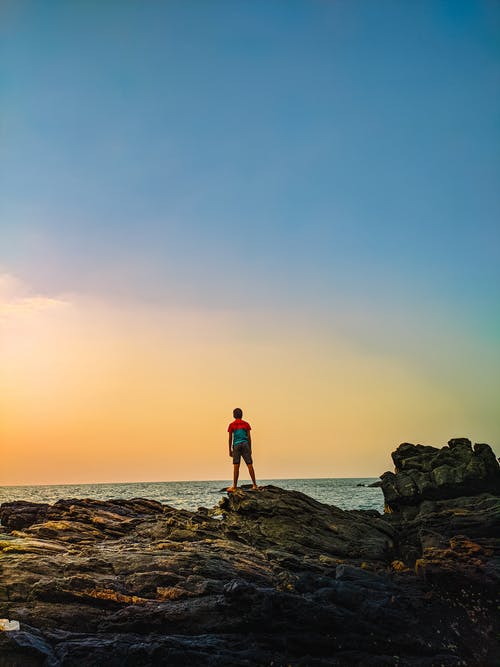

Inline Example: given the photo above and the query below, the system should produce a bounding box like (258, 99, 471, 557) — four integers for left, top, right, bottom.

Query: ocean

(0, 478, 384, 513)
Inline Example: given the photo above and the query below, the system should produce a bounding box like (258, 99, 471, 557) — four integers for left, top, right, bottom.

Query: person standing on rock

(227, 408, 258, 492)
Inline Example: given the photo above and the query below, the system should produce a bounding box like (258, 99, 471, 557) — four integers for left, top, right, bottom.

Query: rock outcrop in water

(0, 438, 499, 666)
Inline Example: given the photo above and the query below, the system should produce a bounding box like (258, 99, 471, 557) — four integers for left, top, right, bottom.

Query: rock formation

(0, 438, 498, 666)
(380, 438, 500, 510)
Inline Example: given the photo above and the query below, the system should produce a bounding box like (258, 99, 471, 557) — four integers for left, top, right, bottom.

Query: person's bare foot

(251, 484, 260, 490)
(226, 486, 236, 492)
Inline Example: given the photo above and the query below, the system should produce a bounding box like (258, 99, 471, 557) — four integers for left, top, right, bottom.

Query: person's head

(233, 407, 243, 419)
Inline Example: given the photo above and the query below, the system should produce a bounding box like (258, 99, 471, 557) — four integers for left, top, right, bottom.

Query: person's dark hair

(233, 408, 243, 419)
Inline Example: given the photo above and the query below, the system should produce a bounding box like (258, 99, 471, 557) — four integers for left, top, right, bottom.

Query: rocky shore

(0, 438, 499, 666)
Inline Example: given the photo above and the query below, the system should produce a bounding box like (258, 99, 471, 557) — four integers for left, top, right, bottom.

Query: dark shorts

(232, 443, 253, 465)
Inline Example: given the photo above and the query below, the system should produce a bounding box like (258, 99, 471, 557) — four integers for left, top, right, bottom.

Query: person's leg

(227, 463, 240, 492)
(247, 464, 258, 489)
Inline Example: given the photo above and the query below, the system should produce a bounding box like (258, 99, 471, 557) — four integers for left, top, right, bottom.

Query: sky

(1, 0, 499, 485)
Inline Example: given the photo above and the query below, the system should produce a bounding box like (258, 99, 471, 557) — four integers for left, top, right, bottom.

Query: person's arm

(228, 432, 233, 457)
(247, 431, 252, 451)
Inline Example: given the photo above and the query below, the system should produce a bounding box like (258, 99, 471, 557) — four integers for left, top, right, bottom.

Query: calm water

(0, 478, 384, 514)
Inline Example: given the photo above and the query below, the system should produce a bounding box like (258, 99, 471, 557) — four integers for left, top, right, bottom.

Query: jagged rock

(0, 501, 50, 531)
(0, 439, 499, 666)
(0, 498, 165, 537)
(219, 485, 395, 563)
(380, 438, 500, 509)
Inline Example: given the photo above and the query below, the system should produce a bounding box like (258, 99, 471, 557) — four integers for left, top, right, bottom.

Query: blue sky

(1, 1, 499, 472)
(2, 1, 499, 308)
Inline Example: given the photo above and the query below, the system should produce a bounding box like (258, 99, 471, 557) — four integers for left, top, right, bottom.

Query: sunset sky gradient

(1, 1, 499, 484)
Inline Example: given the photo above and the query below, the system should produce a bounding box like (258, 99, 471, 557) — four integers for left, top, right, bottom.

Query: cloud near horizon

(0, 272, 71, 316)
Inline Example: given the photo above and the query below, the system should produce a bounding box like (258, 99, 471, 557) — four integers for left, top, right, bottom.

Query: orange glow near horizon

(1, 276, 498, 486)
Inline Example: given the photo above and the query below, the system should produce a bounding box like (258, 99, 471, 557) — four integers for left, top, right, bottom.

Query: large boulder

(380, 438, 500, 510)
(219, 484, 395, 564)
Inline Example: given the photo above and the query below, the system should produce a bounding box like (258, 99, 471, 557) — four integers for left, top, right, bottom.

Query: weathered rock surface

(380, 438, 500, 510)
(0, 438, 499, 666)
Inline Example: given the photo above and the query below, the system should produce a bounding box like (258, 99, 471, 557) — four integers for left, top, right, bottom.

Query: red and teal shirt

(228, 419, 251, 446)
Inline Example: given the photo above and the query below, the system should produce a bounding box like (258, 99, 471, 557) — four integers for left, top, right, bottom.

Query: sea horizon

(0, 477, 384, 514)
(0, 474, 379, 488)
